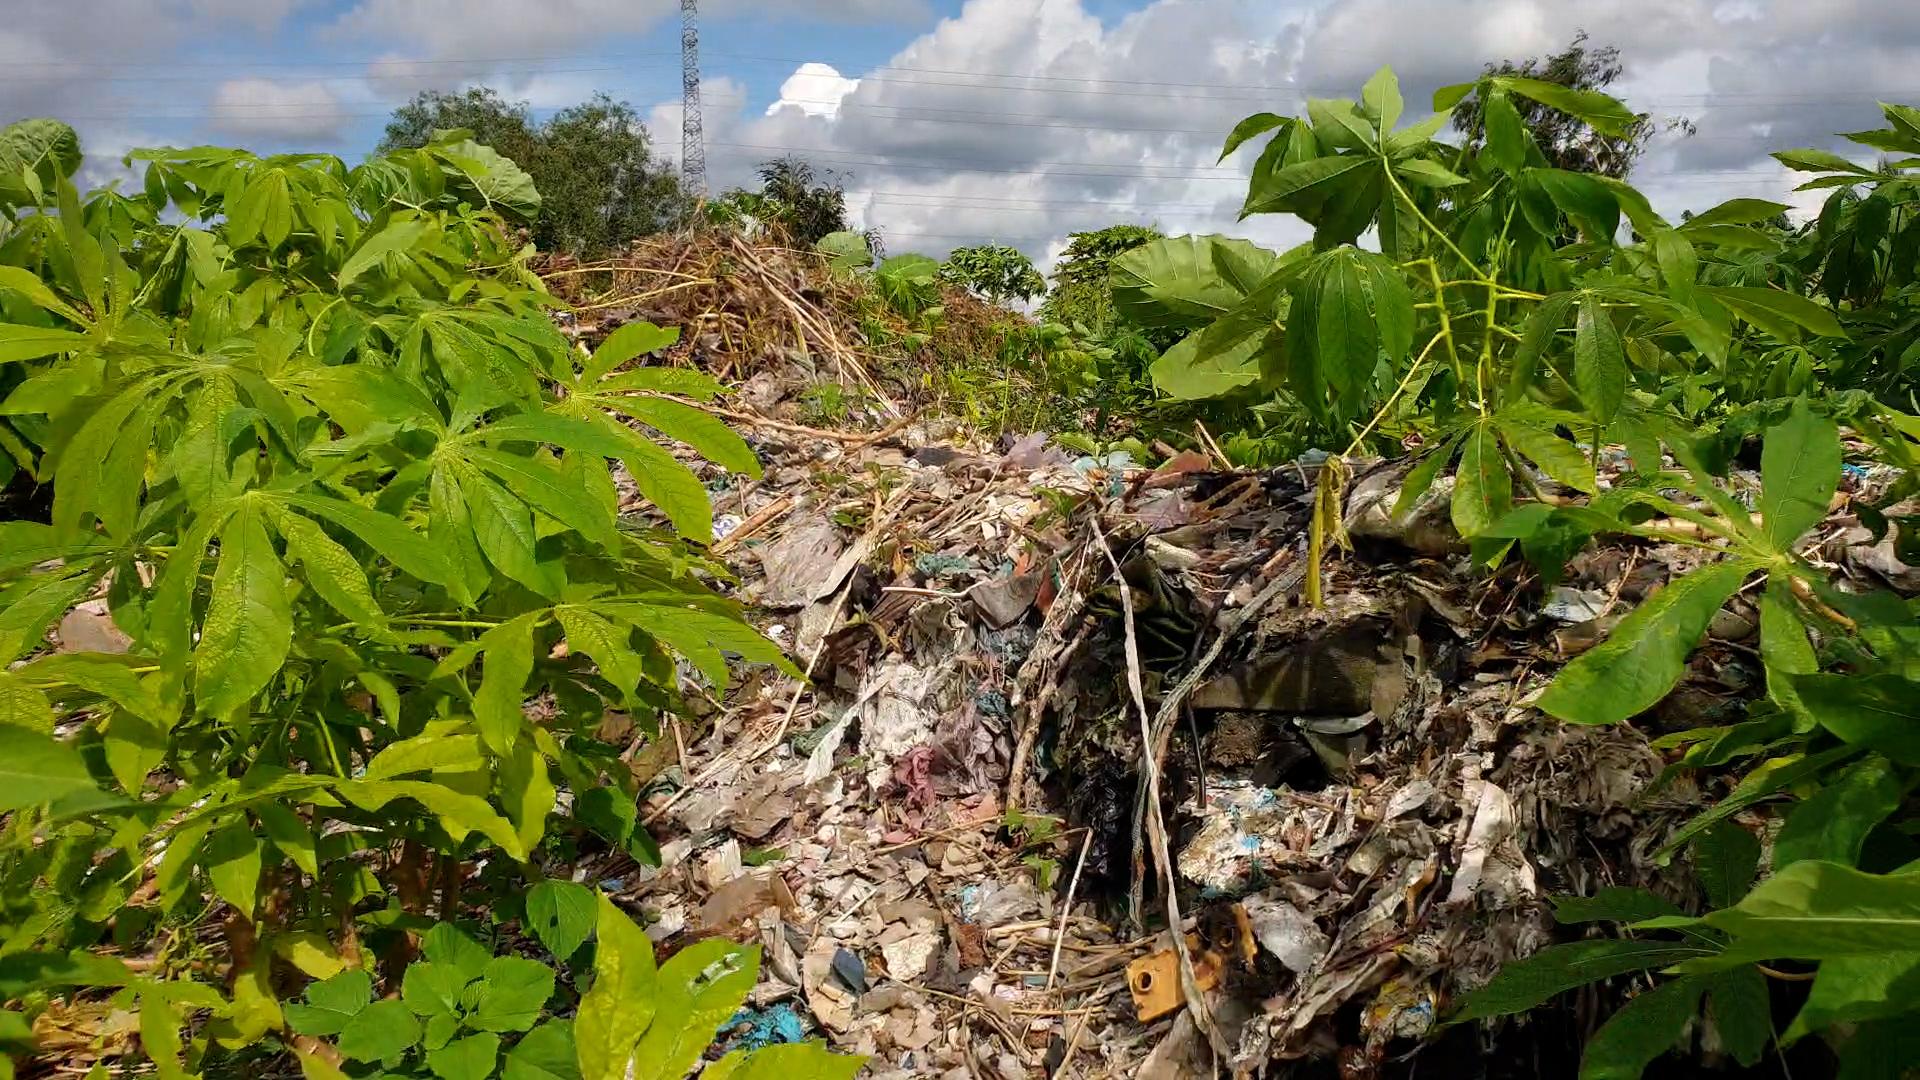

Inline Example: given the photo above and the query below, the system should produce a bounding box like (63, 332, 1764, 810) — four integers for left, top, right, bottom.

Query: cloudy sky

(5, 0, 1916, 264)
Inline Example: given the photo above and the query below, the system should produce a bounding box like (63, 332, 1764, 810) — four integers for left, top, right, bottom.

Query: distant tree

(939, 243, 1045, 306)
(380, 88, 540, 163)
(380, 88, 687, 256)
(1039, 224, 1162, 330)
(709, 157, 849, 246)
(1454, 32, 1686, 178)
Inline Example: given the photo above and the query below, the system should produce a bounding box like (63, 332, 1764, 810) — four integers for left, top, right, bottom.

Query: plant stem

(1386, 166, 1491, 282)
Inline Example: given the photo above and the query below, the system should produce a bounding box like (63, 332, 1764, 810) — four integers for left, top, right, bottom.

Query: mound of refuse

(538, 251, 1918, 1078)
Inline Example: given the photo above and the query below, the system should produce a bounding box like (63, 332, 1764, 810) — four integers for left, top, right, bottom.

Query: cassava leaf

(1553, 888, 1685, 925)
(194, 505, 293, 719)
(1574, 293, 1626, 423)
(1578, 976, 1708, 1080)
(1773, 754, 1903, 870)
(1758, 400, 1841, 551)
(1450, 423, 1509, 537)
(1451, 939, 1714, 1023)
(1219, 112, 1290, 163)
(1537, 560, 1755, 725)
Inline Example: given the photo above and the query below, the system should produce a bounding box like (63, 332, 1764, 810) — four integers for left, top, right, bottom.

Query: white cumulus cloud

(207, 78, 350, 141)
(767, 63, 861, 119)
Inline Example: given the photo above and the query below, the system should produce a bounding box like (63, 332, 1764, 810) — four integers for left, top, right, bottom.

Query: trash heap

(540, 247, 1918, 1077)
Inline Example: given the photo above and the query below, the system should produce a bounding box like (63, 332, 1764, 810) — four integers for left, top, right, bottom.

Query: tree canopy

(381, 87, 687, 256)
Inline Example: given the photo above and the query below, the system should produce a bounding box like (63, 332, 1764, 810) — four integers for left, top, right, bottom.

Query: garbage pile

(540, 252, 1920, 1077)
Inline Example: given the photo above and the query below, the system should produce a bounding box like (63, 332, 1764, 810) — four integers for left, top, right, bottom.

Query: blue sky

(5, 0, 1918, 262)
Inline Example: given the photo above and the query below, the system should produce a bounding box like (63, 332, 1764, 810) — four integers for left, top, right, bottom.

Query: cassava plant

(1119, 67, 1920, 1075)
(0, 120, 850, 1078)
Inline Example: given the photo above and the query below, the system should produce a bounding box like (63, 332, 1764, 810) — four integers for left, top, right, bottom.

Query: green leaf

(1243, 155, 1376, 217)
(257, 802, 318, 876)
(1578, 976, 1707, 1080)
(194, 505, 293, 719)
(1482, 89, 1530, 173)
(1218, 112, 1289, 162)
(364, 730, 486, 781)
(0, 119, 80, 209)
(1651, 229, 1697, 304)
(575, 895, 658, 1080)
(1760, 577, 1818, 726)
(1394, 158, 1469, 188)
(337, 219, 427, 287)
(498, 738, 555, 854)
(0, 265, 85, 324)
(1390, 431, 1463, 520)
(556, 607, 643, 702)
(1792, 674, 1920, 764)
(1497, 419, 1596, 494)
(1574, 293, 1626, 423)
(205, 821, 264, 919)
(271, 507, 387, 631)
(615, 428, 714, 542)
(595, 366, 724, 401)
(285, 970, 374, 1037)
(701, 1044, 867, 1080)
(337, 998, 421, 1063)
(340, 780, 526, 860)
(1110, 234, 1282, 328)
(1361, 67, 1403, 129)
(1774, 754, 1903, 871)
(0, 570, 91, 665)
(0, 670, 52, 732)
(1758, 400, 1841, 551)
(1451, 939, 1714, 1023)
(473, 612, 538, 755)
(609, 600, 795, 686)
(1695, 821, 1763, 909)
(468, 447, 621, 549)
(629, 939, 759, 1080)
(1553, 888, 1684, 925)
(431, 463, 493, 605)
(279, 494, 451, 586)
(458, 464, 563, 599)
(428, 1032, 500, 1080)
(402, 961, 471, 1019)
(435, 138, 542, 218)
(1772, 147, 1870, 173)
(424, 921, 493, 983)
(1706, 286, 1846, 340)
(1537, 560, 1755, 725)
(813, 231, 872, 274)
(1149, 314, 1268, 400)
(504, 1021, 579, 1080)
(606, 397, 760, 478)
(472, 955, 554, 1033)
(1705, 965, 1770, 1067)
(1693, 861, 1920, 964)
(0, 323, 88, 365)
(1532, 168, 1620, 241)
(525, 880, 597, 962)
(1495, 76, 1639, 137)
(1681, 198, 1791, 230)
(1450, 423, 1509, 538)
(1783, 952, 1920, 1043)
(585, 322, 680, 381)
(1311, 253, 1375, 402)
(0, 726, 97, 812)
(1660, 748, 1862, 862)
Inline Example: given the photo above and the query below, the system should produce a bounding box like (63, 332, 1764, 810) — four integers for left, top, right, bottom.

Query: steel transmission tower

(679, 0, 706, 197)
